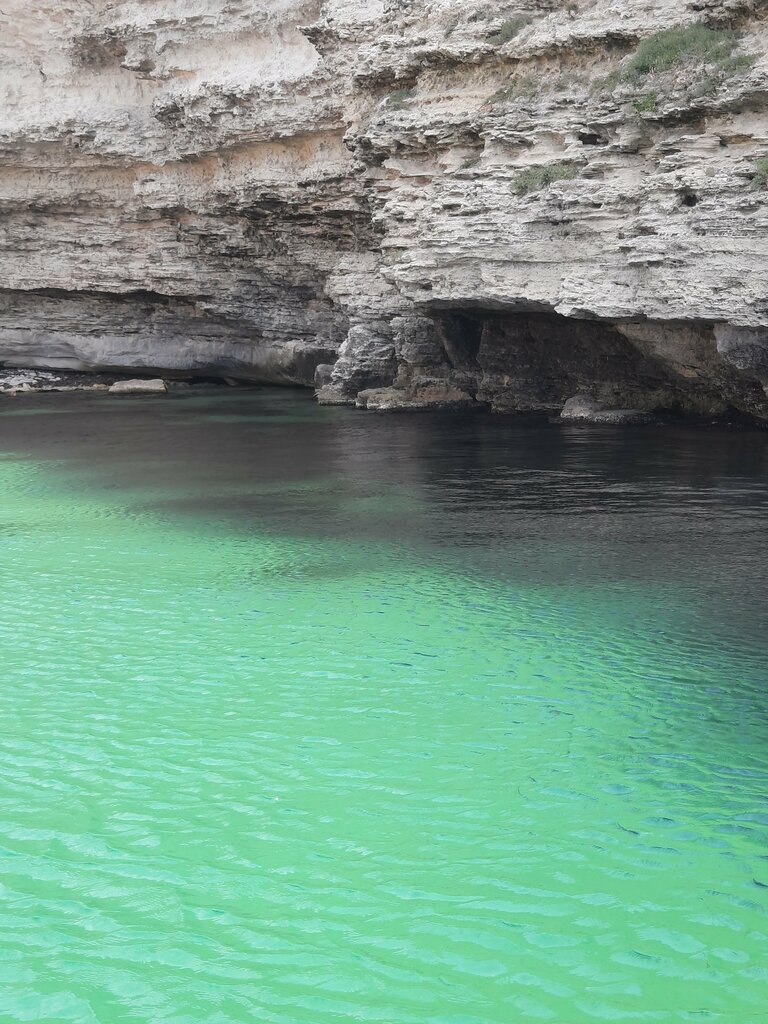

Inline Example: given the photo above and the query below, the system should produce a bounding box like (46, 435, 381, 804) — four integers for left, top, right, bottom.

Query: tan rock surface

(1, 1, 768, 417)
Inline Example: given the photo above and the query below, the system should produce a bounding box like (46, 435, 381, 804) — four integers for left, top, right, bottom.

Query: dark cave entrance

(428, 308, 691, 413)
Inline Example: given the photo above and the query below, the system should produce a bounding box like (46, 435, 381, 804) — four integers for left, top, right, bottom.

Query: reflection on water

(0, 389, 766, 1023)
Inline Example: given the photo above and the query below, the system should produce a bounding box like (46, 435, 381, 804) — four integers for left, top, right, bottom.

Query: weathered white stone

(109, 378, 168, 395)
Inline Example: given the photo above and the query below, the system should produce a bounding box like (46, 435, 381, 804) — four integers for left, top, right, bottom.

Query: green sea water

(0, 390, 766, 1023)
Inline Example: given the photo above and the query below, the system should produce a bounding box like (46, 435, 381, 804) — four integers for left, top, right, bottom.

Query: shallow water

(0, 390, 766, 1023)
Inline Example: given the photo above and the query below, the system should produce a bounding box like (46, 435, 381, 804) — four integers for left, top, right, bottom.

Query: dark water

(0, 390, 766, 1022)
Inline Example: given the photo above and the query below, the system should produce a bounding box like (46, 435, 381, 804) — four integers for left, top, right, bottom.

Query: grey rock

(316, 384, 355, 406)
(314, 363, 336, 389)
(324, 325, 397, 398)
(561, 395, 605, 420)
(561, 395, 653, 425)
(715, 326, 768, 376)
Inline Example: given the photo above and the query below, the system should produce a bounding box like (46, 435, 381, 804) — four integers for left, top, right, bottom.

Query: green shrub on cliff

(597, 24, 755, 108)
(630, 25, 739, 76)
(513, 162, 580, 196)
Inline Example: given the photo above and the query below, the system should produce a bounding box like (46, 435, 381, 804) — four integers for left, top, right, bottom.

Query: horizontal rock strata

(2, 1, 768, 418)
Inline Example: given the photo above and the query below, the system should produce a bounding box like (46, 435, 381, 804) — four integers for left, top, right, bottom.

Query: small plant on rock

(513, 162, 580, 195)
(633, 91, 657, 113)
(751, 157, 768, 191)
(487, 16, 533, 46)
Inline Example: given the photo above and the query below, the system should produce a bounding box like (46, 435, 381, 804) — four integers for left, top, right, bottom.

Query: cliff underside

(2, 0, 768, 419)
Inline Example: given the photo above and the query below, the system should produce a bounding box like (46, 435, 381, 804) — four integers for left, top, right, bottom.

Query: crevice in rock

(4, 287, 209, 309)
(435, 311, 483, 371)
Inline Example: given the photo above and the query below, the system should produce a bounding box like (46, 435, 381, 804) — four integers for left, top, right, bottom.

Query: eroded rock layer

(2, 1, 768, 416)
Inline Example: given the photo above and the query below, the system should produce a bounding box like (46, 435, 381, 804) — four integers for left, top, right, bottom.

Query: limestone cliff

(2, 1, 768, 418)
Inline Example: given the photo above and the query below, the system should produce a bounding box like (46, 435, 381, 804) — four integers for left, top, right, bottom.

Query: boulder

(561, 395, 653, 425)
(316, 384, 354, 406)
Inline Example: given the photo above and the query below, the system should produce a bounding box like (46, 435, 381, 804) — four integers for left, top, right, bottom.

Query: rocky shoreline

(0, 369, 120, 394)
(5, 367, 765, 429)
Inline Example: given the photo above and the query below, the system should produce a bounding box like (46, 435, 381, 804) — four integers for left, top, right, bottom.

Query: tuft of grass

(630, 25, 739, 76)
(487, 16, 533, 46)
(386, 87, 415, 109)
(751, 157, 768, 191)
(513, 161, 580, 195)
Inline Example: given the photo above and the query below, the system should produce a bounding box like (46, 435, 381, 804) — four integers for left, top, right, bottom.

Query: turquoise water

(0, 390, 767, 1022)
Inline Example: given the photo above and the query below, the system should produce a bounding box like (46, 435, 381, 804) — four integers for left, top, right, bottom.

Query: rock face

(2, 1, 768, 418)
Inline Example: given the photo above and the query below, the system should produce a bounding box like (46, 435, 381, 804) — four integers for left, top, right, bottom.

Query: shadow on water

(3, 388, 768, 649)
(2, 388, 768, 580)
(4, 387, 762, 697)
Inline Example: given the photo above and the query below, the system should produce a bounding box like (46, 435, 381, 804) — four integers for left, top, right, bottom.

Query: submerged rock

(109, 379, 168, 396)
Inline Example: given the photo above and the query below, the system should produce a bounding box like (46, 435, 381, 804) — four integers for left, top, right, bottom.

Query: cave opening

(426, 308, 690, 414)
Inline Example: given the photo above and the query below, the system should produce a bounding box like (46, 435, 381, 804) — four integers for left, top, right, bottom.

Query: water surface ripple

(0, 392, 766, 1022)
